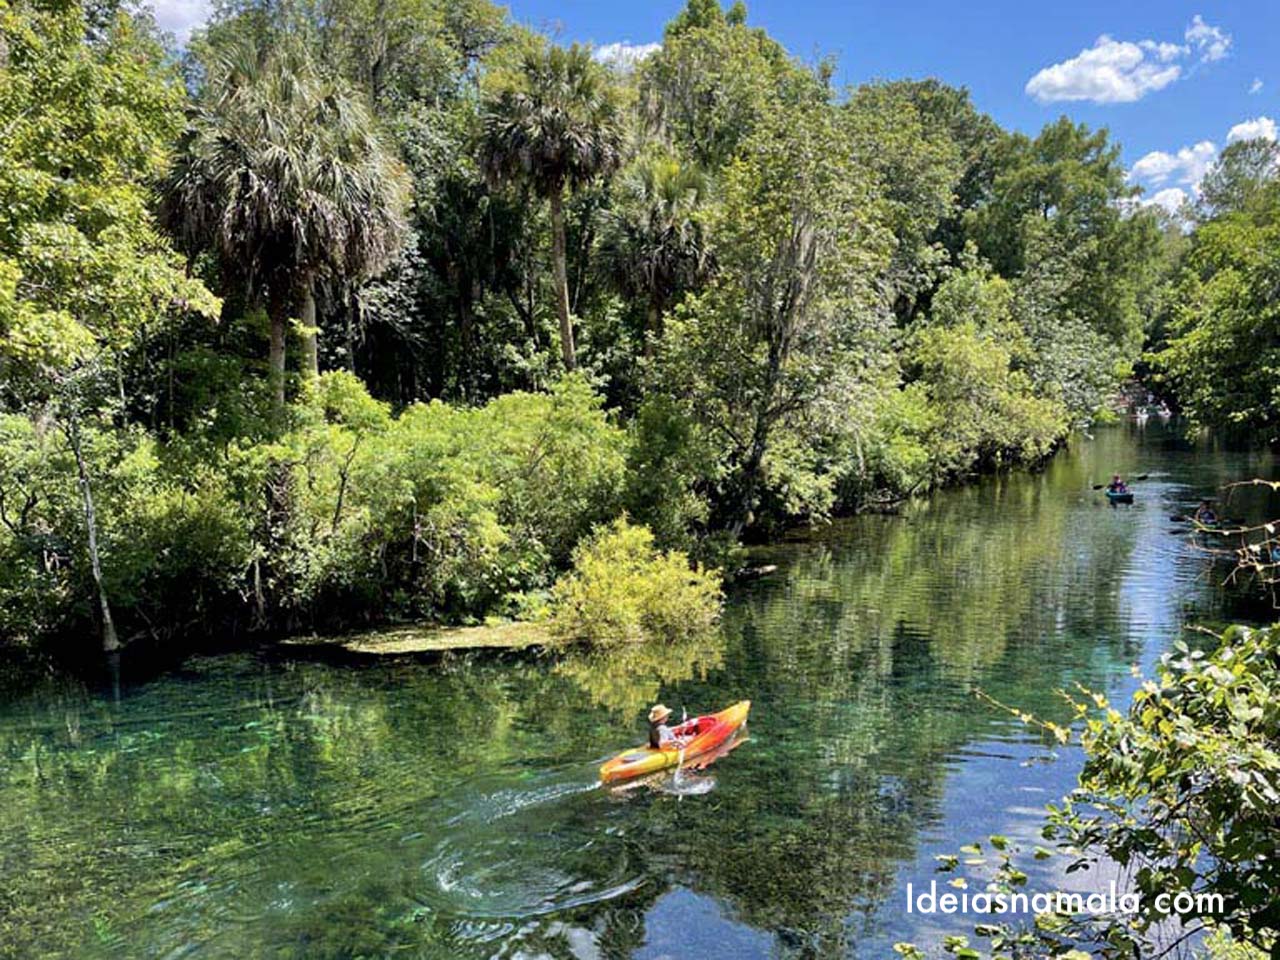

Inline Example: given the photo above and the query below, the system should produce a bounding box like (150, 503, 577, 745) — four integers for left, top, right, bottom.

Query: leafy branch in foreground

(898, 624, 1280, 959)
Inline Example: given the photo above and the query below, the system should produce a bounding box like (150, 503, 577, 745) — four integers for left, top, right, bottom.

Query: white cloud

(1027, 16, 1232, 105)
(1185, 14, 1231, 62)
(1129, 117, 1276, 206)
(148, 0, 211, 42)
(1142, 187, 1189, 215)
(1025, 35, 1182, 104)
(1227, 116, 1277, 143)
(1140, 40, 1188, 63)
(1130, 141, 1217, 186)
(1250, 78, 1264, 95)
(593, 41, 661, 71)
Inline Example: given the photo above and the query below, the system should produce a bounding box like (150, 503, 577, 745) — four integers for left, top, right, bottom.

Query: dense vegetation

(1146, 137, 1280, 446)
(0, 0, 1203, 657)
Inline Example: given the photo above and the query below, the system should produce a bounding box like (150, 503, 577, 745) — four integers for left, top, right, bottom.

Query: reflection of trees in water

(554, 628, 727, 718)
(0, 659, 564, 958)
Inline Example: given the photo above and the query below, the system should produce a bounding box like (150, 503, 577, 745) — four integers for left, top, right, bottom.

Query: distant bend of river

(1, 420, 1276, 959)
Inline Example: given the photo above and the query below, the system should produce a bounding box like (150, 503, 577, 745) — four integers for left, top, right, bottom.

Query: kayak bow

(599, 700, 751, 784)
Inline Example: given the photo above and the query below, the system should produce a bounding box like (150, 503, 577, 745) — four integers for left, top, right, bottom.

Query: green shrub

(549, 517, 722, 645)
(623, 394, 714, 551)
(0, 414, 253, 646)
(0, 373, 631, 649)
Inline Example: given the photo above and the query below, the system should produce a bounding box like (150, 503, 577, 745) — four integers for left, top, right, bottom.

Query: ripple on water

(413, 768, 646, 921)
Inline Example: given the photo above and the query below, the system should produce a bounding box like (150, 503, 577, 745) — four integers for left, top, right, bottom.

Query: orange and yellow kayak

(599, 700, 751, 783)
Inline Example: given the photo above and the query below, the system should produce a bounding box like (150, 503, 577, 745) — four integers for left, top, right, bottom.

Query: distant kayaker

(1107, 474, 1128, 494)
(648, 704, 684, 749)
(1194, 500, 1218, 525)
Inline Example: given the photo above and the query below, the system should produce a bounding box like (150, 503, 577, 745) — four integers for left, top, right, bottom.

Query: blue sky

(153, 0, 1278, 213)
(501, 0, 1280, 213)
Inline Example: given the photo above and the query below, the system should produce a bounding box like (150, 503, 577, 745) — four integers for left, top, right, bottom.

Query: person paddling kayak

(1107, 474, 1129, 495)
(1194, 500, 1218, 525)
(648, 704, 686, 749)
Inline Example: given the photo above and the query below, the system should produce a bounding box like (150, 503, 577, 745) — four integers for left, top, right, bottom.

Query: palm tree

(480, 42, 624, 371)
(597, 153, 710, 356)
(162, 38, 410, 411)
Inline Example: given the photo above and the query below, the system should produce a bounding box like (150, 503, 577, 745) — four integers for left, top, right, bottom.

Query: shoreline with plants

(2, 0, 1166, 665)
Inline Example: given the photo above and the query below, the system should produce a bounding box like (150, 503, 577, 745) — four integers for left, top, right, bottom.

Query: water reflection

(556, 626, 727, 717)
(0, 422, 1276, 958)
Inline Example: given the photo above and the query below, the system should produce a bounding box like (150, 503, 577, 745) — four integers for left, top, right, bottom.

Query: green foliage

(596, 149, 710, 355)
(968, 118, 1162, 363)
(1053, 625, 1280, 953)
(1203, 928, 1269, 960)
(548, 517, 722, 645)
(907, 624, 1280, 959)
(480, 38, 624, 370)
(163, 33, 410, 401)
(1197, 138, 1280, 220)
(480, 40, 624, 200)
(234, 372, 627, 625)
(622, 394, 714, 550)
(902, 259, 1068, 481)
(0, 0, 221, 651)
(0, 0, 1187, 654)
(0, 413, 251, 645)
(166, 36, 410, 287)
(0, 0, 217, 378)
(844, 81, 967, 317)
(1151, 183, 1280, 443)
(658, 84, 894, 531)
(0, 374, 627, 643)
(640, 4, 797, 169)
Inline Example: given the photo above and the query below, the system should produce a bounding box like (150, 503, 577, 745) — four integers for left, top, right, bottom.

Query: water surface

(2, 421, 1276, 959)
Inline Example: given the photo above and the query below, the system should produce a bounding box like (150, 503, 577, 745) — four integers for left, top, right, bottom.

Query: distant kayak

(1106, 490, 1134, 504)
(599, 700, 751, 784)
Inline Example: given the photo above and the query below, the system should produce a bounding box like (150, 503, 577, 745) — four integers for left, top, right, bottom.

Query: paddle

(1092, 474, 1149, 490)
(674, 707, 689, 782)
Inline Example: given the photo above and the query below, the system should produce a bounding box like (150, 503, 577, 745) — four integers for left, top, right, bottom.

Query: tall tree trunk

(66, 417, 119, 653)
(269, 301, 287, 415)
(644, 291, 669, 358)
(729, 418, 771, 541)
(300, 283, 319, 382)
(548, 189, 576, 371)
(346, 288, 358, 375)
(729, 336, 786, 538)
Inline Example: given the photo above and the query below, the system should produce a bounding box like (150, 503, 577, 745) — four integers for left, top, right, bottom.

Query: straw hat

(648, 703, 672, 723)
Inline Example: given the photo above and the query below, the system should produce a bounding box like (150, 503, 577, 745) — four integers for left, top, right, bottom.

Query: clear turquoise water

(1, 421, 1275, 959)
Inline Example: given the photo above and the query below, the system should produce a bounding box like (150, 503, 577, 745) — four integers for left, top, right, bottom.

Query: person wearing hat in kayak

(648, 704, 686, 749)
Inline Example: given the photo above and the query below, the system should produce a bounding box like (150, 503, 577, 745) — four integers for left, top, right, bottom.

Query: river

(1, 420, 1276, 959)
